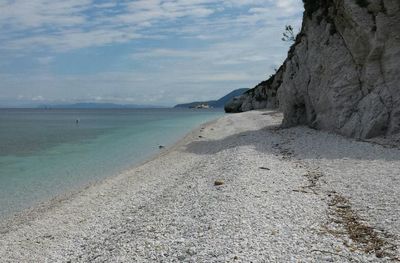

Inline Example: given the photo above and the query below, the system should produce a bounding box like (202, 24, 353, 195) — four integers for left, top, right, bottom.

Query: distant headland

(174, 88, 248, 109)
(36, 103, 168, 109)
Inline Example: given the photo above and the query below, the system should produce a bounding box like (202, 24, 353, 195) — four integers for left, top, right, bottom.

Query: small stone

(186, 247, 196, 256)
(214, 180, 224, 186)
(376, 250, 384, 258)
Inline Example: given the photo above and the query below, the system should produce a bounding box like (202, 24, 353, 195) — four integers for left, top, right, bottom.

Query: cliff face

(226, 0, 400, 140)
(224, 66, 283, 113)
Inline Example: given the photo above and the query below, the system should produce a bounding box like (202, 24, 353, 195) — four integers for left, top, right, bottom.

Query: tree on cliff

(282, 25, 296, 42)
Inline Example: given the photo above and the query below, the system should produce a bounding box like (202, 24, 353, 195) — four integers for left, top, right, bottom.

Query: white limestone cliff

(226, 0, 400, 140)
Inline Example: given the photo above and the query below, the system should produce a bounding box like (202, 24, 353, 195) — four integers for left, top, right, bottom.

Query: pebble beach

(1, 110, 399, 262)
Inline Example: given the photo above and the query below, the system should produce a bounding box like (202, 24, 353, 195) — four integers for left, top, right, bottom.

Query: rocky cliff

(224, 66, 283, 113)
(226, 0, 400, 140)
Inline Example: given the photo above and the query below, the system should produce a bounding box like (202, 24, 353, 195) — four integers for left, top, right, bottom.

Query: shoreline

(1, 110, 399, 262)
(0, 116, 222, 234)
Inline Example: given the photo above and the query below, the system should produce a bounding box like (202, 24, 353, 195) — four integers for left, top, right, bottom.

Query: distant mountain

(37, 103, 165, 109)
(174, 88, 249, 108)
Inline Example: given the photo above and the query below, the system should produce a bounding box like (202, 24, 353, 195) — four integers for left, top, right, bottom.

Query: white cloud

(32, 95, 45, 101)
(0, 0, 302, 52)
(0, 0, 303, 105)
(6, 29, 142, 52)
(37, 56, 54, 65)
(0, 0, 91, 30)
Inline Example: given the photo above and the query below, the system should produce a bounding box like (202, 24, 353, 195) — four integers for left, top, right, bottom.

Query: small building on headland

(190, 104, 211, 109)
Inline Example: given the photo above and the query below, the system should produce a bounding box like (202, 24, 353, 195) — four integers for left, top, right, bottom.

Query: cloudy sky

(0, 0, 303, 107)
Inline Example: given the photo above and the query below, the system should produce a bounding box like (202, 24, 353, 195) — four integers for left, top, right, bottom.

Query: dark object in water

(75, 119, 80, 124)
(159, 145, 165, 149)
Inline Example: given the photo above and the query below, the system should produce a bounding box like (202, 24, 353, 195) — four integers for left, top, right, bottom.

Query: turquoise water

(0, 108, 223, 219)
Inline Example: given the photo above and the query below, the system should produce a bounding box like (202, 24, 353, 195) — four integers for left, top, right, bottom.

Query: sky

(0, 0, 303, 107)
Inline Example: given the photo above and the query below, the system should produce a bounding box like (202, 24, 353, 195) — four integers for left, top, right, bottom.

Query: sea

(0, 108, 223, 219)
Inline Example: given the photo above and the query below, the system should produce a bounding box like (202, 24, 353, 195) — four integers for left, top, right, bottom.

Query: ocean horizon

(0, 108, 223, 219)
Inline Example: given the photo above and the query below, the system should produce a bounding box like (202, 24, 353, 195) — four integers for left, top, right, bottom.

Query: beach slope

(1, 111, 399, 262)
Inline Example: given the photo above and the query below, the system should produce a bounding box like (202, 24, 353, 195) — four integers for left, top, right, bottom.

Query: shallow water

(0, 108, 223, 219)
